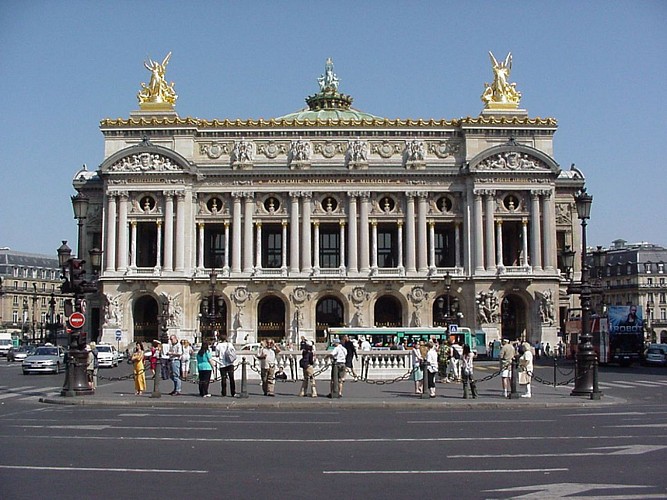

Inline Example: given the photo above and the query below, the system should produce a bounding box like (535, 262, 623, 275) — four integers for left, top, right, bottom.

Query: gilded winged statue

(137, 52, 178, 108)
(481, 51, 522, 107)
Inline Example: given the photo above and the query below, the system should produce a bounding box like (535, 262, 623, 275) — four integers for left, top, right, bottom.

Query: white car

(22, 345, 66, 374)
(95, 344, 119, 368)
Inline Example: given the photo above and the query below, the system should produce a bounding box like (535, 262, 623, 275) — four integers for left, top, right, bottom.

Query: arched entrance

(501, 294, 527, 341)
(315, 296, 344, 342)
(200, 295, 227, 343)
(374, 295, 402, 327)
(133, 295, 159, 344)
(257, 296, 286, 342)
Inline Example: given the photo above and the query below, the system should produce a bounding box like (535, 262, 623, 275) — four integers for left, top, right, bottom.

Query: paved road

(0, 359, 666, 499)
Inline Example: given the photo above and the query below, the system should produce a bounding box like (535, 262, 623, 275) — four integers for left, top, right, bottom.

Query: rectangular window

(319, 224, 340, 268)
(13, 267, 18, 277)
(12, 296, 18, 306)
(659, 263, 665, 274)
(204, 224, 226, 268)
(645, 262, 652, 273)
(12, 310, 18, 323)
(261, 224, 282, 268)
(377, 224, 397, 268)
(661, 309, 666, 321)
(647, 277, 653, 285)
(434, 224, 456, 267)
(136, 222, 159, 267)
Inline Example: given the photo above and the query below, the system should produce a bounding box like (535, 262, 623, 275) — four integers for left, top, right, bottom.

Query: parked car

(239, 343, 262, 354)
(22, 345, 66, 374)
(95, 344, 119, 368)
(644, 345, 667, 366)
(7, 345, 36, 362)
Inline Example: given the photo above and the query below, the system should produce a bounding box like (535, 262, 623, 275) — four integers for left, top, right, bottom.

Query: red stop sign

(68, 312, 86, 329)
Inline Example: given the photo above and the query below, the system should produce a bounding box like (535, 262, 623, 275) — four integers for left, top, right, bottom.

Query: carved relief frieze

(313, 141, 345, 159)
(477, 151, 546, 171)
(556, 202, 572, 225)
(404, 139, 426, 170)
(370, 140, 402, 159)
(428, 140, 461, 159)
(199, 142, 232, 159)
(257, 141, 289, 159)
(109, 152, 181, 172)
(288, 139, 312, 169)
(232, 139, 255, 169)
(346, 139, 369, 169)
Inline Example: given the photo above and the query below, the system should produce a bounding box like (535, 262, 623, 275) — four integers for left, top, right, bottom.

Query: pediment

(468, 144, 560, 175)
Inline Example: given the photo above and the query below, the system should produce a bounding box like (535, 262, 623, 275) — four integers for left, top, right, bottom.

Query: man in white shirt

(215, 334, 237, 397)
(256, 339, 279, 396)
(328, 338, 348, 398)
(168, 334, 183, 395)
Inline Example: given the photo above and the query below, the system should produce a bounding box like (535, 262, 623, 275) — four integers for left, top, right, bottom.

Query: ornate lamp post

(201, 269, 222, 342)
(646, 299, 655, 343)
(566, 189, 601, 399)
(444, 271, 452, 325)
(152, 298, 170, 399)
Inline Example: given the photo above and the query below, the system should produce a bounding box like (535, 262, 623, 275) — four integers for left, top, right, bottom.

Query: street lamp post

(444, 271, 452, 326)
(152, 298, 170, 399)
(646, 299, 655, 343)
(566, 189, 602, 399)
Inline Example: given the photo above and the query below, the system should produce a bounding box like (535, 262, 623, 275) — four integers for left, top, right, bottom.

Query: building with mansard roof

(72, 54, 587, 348)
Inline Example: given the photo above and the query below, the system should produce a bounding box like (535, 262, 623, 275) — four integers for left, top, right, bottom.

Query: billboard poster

(607, 305, 644, 334)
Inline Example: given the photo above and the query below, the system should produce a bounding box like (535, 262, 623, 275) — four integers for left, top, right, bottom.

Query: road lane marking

(11, 425, 216, 430)
(407, 419, 555, 424)
(449, 444, 667, 458)
(0, 465, 207, 474)
(323, 468, 568, 475)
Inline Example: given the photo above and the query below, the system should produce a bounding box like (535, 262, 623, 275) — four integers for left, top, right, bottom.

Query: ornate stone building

(73, 53, 586, 347)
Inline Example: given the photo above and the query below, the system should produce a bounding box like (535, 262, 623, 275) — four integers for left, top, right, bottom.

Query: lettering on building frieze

(476, 177, 550, 184)
(109, 152, 181, 172)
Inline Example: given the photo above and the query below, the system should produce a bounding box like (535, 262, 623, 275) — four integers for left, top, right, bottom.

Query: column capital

(474, 188, 496, 197)
(162, 189, 177, 197)
(339, 219, 346, 227)
(255, 221, 262, 228)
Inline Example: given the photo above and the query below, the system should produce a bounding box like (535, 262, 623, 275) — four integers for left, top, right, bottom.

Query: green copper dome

(274, 58, 383, 122)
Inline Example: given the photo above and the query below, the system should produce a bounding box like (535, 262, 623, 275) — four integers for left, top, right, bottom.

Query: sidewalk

(40, 361, 620, 409)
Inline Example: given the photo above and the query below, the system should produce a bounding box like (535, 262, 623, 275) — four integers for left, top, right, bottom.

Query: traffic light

(70, 259, 86, 291)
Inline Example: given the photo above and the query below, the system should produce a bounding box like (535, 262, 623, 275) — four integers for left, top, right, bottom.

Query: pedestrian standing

(216, 334, 237, 397)
(519, 342, 534, 398)
(256, 339, 279, 396)
(88, 342, 99, 390)
(412, 340, 425, 394)
(131, 342, 146, 395)
(298, 341, 317, 397)
(149, 339, 160, 379)
(499, 338, 515, 398)
(426, 341, 438, 398)
(327, 338, 347, 398)
(168, 334, 183, 395)
(342, 334, 358, 378)
(461, 344, 478, 399)
(160, 340, 171, 380)
(181, 339, 193, 379)
(196, 341, 213, 397)
(85, 342, 96, 390)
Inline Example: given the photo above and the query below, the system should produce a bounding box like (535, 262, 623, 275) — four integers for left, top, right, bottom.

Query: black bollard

(509, 356, 520, 399)
(590, 358, 602, 400)
(421, 360, 430, 399)
(239, 357, 249, 398)
(331, 361, 340, 399)
(151, 358, 161, 398)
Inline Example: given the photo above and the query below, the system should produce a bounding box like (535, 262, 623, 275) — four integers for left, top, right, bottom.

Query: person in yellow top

(131, 342, 146, 395)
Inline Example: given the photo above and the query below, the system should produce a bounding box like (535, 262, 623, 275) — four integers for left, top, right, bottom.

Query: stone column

(339, 220, 346, 273)
(232, 193, 242, 273)
(405, 193, 417, 273)
(521, 218, 529, 267)
(428, 220, 436, 272)
(281, 220, 288, 273)
(455, 222, 462, 269)
(130, 220, 138, 269)
(347, 194, 358, 273)
(255, 222, 262, 271)
(370, 219, 378, 272)
(484, 190, 496, 272)
(397, 221, 404, 272)
(223, 222, 230, 273)
(163, 191, 174, 272)
(155, 220, 162, 270)
(313, 220, 320, 273)
(417, 193, 428, 272)
(301, 193, 312, 273)
(359, 193, 370, 273)
(105, 193, 117, 272)
(197, 222, 205, 269)
(243, 193, 254, 273)
(117, 193, 129, 272)
(290, 192, 300, 273)
(542, 190, 556, 271)
(530, 190, 543, 270)
(496, 219, 504, 269)
(473, 190, 484, 272)
(175, 192, 186, 272)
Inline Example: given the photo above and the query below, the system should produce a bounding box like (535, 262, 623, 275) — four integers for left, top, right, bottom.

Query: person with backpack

(215, 334, 237, 397)
(298, 341, 317, 398)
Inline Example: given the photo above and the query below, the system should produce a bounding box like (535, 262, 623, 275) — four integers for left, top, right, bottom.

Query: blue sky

(1, 0, 665, 256)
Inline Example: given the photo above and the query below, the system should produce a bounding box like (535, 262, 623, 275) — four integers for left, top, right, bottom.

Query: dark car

(7, 345, 36, 362)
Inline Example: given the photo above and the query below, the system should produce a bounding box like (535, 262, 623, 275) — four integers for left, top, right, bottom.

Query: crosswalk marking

(0, 385, 61, 401)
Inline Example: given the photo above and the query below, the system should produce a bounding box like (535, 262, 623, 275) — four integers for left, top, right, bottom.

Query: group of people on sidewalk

(412, 339, 478, 398)
(499, 338, 534, 398)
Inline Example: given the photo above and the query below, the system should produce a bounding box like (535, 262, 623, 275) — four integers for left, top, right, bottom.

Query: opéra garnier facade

(74, 53, 586, 348)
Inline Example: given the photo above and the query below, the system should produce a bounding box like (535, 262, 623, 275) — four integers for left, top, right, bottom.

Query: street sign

(449, 324, 458, 334)
(115, 330, 122, 341)
(68, 312, 86, 329)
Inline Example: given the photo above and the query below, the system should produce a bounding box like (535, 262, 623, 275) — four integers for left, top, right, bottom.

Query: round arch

(315, 296, 345, 342)
(257, 295, 286, 342)
(374, 295, 402, 327)
(133, 294, 159, 344)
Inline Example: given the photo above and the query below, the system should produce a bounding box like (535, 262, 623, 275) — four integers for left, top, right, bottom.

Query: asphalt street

(0, 359, 666, 499)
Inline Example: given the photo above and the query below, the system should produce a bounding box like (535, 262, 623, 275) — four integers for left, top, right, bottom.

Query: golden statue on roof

(481, 51, 522, 109)
(137, 52, 178, 110)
